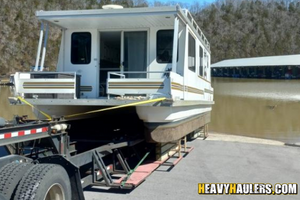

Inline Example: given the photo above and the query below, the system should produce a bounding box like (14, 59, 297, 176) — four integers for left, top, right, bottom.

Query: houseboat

(11, 5, 214, 143)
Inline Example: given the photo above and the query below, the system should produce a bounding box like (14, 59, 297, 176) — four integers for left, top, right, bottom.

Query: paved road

(84, 135, 300, 199)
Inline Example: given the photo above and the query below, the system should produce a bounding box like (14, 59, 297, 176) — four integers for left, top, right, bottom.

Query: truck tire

(0, 162, 33, 200)
(14, 164, 71, 200)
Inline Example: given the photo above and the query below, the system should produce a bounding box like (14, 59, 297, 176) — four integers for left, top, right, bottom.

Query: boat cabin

(14, 6, 213, 102)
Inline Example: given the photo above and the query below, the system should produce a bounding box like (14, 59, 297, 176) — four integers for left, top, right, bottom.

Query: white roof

(36, 6, 180, 29)
(211, 54, 300, 68)
(36, 6, 211, 52)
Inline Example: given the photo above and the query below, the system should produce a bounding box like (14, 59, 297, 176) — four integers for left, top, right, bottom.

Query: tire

(14, 164, 71, 200)
(0, 163, 33, 200)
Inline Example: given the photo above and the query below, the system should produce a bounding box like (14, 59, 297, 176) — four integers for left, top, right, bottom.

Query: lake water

(0, 86, 35, 120)
(210, 77, 300, 143)
(1, 78, 300, 143)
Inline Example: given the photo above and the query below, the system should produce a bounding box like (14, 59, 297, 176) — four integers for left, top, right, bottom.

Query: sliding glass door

(124, 31, 147, 78)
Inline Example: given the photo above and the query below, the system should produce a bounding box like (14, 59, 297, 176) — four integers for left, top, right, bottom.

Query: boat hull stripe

(171, 82, 204, 95)
(108, 82, 164, 90)
(204, 88, 213, 94)
(23, 87, 75, 89)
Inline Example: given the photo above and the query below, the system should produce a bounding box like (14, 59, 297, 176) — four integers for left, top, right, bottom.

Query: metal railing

(106, 71, 171, 98)
(14, 72, 80, 99)
(107, 71, 171, 80)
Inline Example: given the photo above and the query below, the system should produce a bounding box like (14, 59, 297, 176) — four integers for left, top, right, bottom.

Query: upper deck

(36, 6, 210, 52)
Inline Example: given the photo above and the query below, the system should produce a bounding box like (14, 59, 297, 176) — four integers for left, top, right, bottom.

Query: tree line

(0, 0, 299, 75)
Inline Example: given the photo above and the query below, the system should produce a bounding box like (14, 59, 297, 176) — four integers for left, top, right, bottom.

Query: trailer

(0, 115, 196, 200)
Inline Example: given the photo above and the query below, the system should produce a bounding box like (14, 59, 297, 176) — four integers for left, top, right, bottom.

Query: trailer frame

(0, 117, 153, 200)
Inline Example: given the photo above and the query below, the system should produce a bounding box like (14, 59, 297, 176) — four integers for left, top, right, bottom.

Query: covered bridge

(211, 54, 300, 79)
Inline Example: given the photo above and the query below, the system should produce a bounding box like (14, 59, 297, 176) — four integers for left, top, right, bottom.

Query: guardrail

(106, 71, 171, 98)
(14, 72, 80, 99)
(107, 71, 170, 79)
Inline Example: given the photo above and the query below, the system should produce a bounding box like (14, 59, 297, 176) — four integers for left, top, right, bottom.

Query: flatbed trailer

(0, 116, 195, 200)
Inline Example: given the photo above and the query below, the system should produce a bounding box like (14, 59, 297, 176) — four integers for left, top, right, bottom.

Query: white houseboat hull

(27, 99, 213, 143)
(31, 100, 212, 122)
(136, 104, 212, 123)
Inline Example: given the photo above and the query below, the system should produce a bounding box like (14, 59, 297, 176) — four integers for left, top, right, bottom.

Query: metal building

(211, 54, 300, 79)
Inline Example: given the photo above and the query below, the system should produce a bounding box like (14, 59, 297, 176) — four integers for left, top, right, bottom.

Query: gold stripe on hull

(23, 82, 75, 90)
(23, 82, 74, 85)
(204, 88, 213, 94)
(23, 87, 75, 89)
(171, 82, 204, 95)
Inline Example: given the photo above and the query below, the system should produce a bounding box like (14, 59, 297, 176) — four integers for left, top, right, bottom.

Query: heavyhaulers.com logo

(198, 183, 298, 195)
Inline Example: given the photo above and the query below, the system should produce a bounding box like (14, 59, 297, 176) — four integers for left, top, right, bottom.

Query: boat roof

(36, 6, 211, 52)
(36, 6, 181, 29)
(211, 54, 300, 68)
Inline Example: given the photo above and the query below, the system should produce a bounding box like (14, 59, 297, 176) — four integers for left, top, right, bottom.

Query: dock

(211, 54, 300, 79)
(84, 133, 300, 200)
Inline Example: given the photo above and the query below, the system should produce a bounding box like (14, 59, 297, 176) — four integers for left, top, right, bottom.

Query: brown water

(210, 77, 300, 143)
(0, 86, 35, 120)
(1, 79, 300, 143)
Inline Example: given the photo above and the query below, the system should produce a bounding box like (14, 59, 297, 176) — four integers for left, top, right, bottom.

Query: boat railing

(14, 72, 80, 99)
(107, 71, 170, 79)
(106, 71, 171, 98)
(182, 9, 210, 51)
(107, 72, 126, 79)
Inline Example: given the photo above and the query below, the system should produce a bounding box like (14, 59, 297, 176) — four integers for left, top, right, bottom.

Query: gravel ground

(84, 133, 300, 200)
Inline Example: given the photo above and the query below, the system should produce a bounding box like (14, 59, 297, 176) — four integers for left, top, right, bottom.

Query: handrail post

(74, 72, 77, 99)
(172, 17, 179, 73)
(107, 72, 110, 99)
(40, 23, 49, 71)
(34, 23, 44, 71)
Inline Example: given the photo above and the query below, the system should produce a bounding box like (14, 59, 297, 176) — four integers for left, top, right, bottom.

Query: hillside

(196, 0, 300, 63)
(0, 0, 299, 75)
(0, 0, 141, 75)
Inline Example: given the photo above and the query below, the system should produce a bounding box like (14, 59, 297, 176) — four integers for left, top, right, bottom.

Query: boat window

(71, 32, 91, 64)
(199, 46, 204, 76)
(188, 33, 196, 72)
(156, 30, 173, 63)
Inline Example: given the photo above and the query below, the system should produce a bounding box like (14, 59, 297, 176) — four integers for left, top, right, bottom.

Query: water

(1, 79, 300, 143)
(210, 77, 300, 143)
(0, 86, 35, 120)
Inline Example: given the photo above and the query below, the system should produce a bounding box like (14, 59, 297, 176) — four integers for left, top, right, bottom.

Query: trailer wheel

(0, 163, 33, 200)
(14, 164, 71, 200)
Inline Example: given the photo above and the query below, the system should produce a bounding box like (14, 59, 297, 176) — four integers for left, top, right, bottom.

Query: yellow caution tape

(65, 97, 166, 119)
(17, 96, 52, 120)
